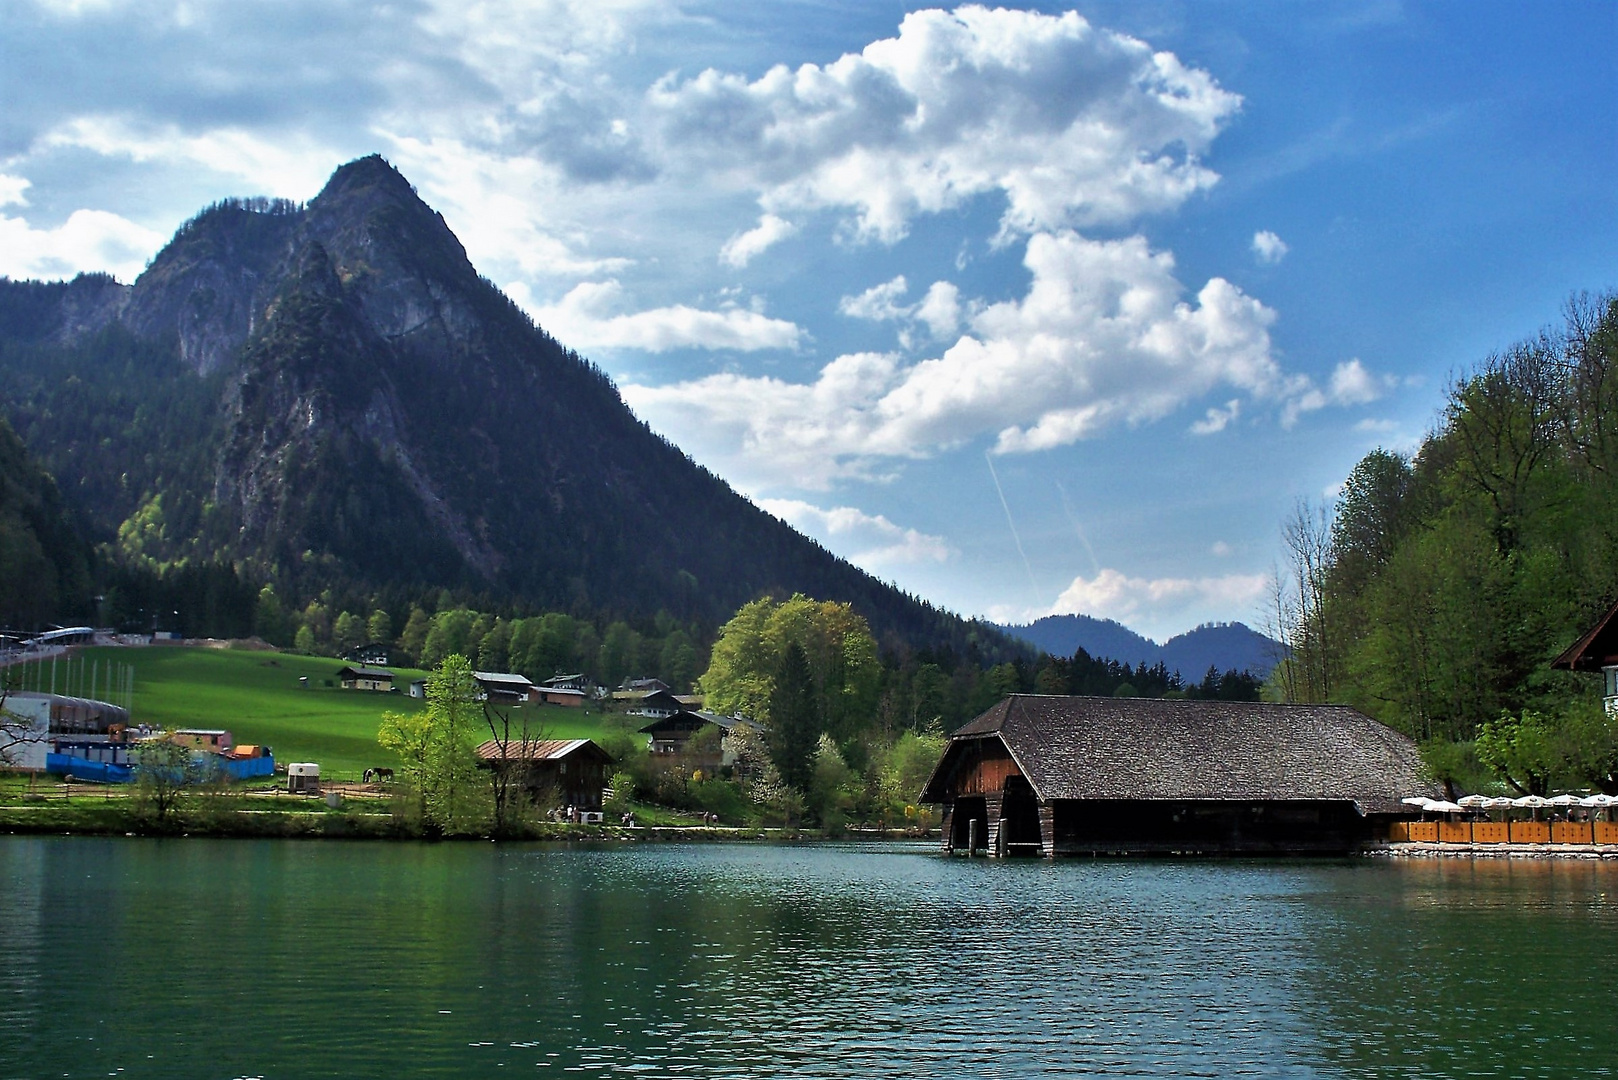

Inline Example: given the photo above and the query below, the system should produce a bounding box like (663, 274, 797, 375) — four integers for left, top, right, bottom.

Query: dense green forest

(1272, 291, 1618, 795)
(0, 414, 93, 630)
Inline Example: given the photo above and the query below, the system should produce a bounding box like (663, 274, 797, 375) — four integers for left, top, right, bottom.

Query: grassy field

(14, 646, 615, 779)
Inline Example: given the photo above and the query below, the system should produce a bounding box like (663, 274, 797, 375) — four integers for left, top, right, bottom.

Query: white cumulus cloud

(1281, 357, 1393, 427)
(648, 5, 1240, 248)
(1251, 229, 1289, 265)
(1047, 567, 1270, 634)
(628, 228, 1280, 487)
(1190, 399, 1241, 435)
(758, 498, 954, 568)
(0, 207, 164, 282)
(0, 175, 31, 207)
(529, 279, 803, 353)
(719, 214, 798, 267)
(839, 276, 914, 322)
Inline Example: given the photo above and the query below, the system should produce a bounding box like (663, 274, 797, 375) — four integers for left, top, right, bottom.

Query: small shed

(920, 695, 1435, 857)
(173, 728, 234, 752)
(474, 738, 613, 810)
(337, 665, 395, 692)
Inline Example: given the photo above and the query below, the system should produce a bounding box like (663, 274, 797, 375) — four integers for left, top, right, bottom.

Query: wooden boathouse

(919, 695, 1435, 856)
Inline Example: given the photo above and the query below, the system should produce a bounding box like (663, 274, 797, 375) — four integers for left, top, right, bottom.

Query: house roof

(535, 686, 586, 697)
(338, 665, 393, 679)
(542, 673, 587, 686)
(473, 738, 611, 763)
(1551, 598, 1618, 671)
(474, 671, 535, 689)
(919, 694, 1434, 814)
(638, 710, 758, 735)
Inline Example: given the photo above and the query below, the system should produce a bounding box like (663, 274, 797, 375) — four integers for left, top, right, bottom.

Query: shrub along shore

(0, 776, 938, 842)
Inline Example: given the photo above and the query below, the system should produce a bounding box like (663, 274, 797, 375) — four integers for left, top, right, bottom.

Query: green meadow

(17, 647, 611, 779)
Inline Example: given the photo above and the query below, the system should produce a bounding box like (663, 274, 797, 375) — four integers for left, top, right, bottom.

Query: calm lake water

(1, 838, 1614, 1079)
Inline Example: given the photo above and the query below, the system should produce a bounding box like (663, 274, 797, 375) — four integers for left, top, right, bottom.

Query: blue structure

(44, 753, 134, 784)
(44, 741, 275, 784)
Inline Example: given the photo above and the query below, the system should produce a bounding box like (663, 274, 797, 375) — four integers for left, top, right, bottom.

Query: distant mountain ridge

(0, 156, 1019, 659)
(997, 614, 1282, 677)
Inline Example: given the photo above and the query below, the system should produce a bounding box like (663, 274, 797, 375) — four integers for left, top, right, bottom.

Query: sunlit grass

(16, 647, 614, 780)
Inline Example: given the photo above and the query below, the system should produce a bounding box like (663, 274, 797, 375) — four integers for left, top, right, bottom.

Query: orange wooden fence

(1392, 819, 1616, 844)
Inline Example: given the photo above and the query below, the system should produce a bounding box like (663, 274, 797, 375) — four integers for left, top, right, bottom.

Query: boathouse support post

(1038, 802, 1056, 859)
(967, 817, 979, 855)
(939, 804, 955, 854)
(984, 792, 1004, 858)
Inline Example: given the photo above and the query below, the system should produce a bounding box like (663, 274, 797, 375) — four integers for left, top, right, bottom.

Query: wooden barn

(473, 738, 613, 810)
(919, 695, 1435, 857)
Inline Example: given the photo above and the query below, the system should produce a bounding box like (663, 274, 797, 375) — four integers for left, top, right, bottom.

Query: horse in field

(363, 767, 396, 784)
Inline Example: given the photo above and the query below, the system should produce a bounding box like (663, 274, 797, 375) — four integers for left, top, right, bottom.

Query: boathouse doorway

(950, 796, 988, 852)
(999, 774, 1043, 855)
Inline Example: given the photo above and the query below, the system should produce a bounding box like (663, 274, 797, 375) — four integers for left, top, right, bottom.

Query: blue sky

(2, 1, 1613, 641)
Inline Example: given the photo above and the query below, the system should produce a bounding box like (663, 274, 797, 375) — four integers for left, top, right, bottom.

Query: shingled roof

(473, 738, 610, 763)
(1551, 597, 1618, 671)
(921, 695, 1434, 814)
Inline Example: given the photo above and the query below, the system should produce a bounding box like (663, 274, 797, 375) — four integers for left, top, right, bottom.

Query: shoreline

(0, 799, 935, 844)
(1372, 841, 1618, 860)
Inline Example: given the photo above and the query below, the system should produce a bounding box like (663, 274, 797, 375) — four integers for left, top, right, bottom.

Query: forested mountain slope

(0, 156, 1013, 659)
(998, 614, 1281, 677)
(0, 414, 92, 630)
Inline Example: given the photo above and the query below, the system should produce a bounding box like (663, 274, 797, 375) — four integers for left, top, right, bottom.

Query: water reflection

(0, 839, 1613, 1078)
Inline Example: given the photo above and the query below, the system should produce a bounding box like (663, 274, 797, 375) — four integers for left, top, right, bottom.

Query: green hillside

(62, 646, 609, 778)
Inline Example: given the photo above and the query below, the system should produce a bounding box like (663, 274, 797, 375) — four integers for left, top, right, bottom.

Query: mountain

(0, 413, 93, 630)
(0, 157, 1017, 657)
(998, 614, 1282, 677)
(997, 614, 1157, 667)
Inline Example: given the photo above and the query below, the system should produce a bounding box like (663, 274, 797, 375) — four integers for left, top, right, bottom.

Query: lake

(1, 838, 1614, 1078)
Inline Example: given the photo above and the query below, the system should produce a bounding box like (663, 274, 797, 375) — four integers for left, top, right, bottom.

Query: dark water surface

(1, 838, 1613, 1079)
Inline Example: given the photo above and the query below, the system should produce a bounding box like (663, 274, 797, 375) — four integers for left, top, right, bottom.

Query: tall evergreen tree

(768, 640, 820, 793)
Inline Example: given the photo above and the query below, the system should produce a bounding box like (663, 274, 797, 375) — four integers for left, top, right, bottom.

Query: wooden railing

(1392, 820, 1617, 844)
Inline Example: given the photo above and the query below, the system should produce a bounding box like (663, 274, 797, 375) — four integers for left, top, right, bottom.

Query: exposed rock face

(0, 156, 997, 649)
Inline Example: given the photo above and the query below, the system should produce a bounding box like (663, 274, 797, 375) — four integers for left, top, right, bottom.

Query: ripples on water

(1, 838, 1614, 1079)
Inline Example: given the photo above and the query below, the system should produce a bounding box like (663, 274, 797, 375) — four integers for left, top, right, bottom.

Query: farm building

(341, 642, 391, 666)
(473, 671, 535, 704)
(529, 685, 587, 707)
(920, 695, 1434, 857)
(638, 710, 758, 767)
(0, 692, 131, 770)
(473, 738, 613, 810)
(337, 665, 394, 692)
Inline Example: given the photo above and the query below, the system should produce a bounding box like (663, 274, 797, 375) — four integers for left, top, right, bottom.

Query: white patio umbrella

(1483, 797, 1516, 811)
(1425, 800, 1466, 814)
(1457, 794, 1492, 809)
(1401, 796, 1435, 808)
(1579, 793, 1617, 821)
(1548, 793, 1583, 807)
(1512, 794, 1551, 821)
